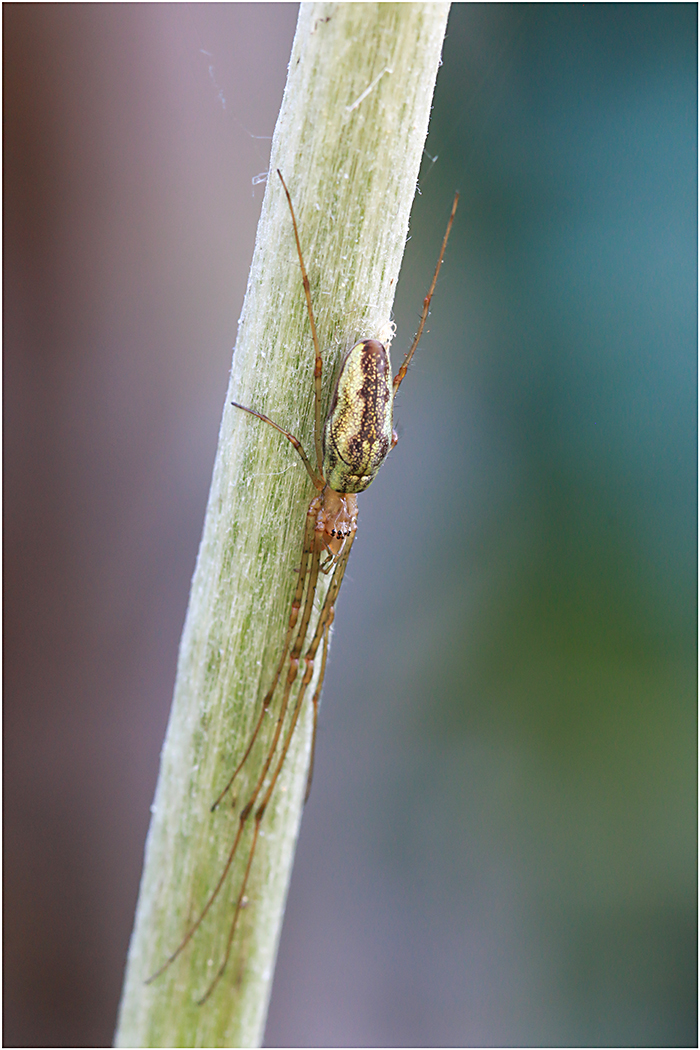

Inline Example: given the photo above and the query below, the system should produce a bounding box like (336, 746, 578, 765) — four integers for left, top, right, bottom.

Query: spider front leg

(197, 532, 354, 1004)
(210, 501, 318, 812)
(146, 498, 323, 987)
(260, 532, 353, 821)
(305, 601, 334, 803)
(197, 527, 323, 937)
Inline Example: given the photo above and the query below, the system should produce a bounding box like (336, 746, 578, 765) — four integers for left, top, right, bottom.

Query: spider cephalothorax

(313, 487, 358, 560)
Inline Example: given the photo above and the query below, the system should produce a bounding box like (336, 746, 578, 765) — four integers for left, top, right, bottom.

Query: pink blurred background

(5, 5, 298, 1044)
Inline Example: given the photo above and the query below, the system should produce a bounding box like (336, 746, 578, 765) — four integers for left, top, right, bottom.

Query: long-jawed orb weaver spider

(147, 171, 458, 1005)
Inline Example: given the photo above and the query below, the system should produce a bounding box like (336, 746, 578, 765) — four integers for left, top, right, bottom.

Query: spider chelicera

(148, 170, 458, 1004)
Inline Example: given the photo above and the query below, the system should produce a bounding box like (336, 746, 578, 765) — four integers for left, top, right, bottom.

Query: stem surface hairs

(147, 171, 458, 1005)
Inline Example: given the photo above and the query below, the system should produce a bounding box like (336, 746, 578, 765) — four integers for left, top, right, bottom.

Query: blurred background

(4, 4, 696, 1047)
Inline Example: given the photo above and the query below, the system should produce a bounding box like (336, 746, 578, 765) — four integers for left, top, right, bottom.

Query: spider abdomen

(323, 339, 394, 494)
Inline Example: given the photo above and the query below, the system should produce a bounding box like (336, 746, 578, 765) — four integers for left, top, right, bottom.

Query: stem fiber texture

(115, 4, 450, 1046)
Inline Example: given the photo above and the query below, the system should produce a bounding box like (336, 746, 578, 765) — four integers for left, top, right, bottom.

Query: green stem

(115, 4, 450, 1046)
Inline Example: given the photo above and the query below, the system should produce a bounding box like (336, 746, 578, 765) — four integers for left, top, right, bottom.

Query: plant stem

(115, 4, 450, 1046)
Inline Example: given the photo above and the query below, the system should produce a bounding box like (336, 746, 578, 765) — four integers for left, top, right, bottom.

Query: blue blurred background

(5, 4, 696, 1046)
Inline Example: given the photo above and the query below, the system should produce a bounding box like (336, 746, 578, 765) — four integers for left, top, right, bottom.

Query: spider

(148, 170, 458, 1004)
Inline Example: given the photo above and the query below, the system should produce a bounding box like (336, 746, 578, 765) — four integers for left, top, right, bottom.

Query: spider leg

(320, 554, 335, 574)
(188, 538, 322, 993)
(393, 191, 458, 394)
(230, 400, 323, 490)
(197, 535, 354, 1004)
(277, 170, 325, 477)
(146, 511, 323, 986)
(210, 502, 318, 812)
(305, 541, 353, 808)
(305, 604, 334, 804)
